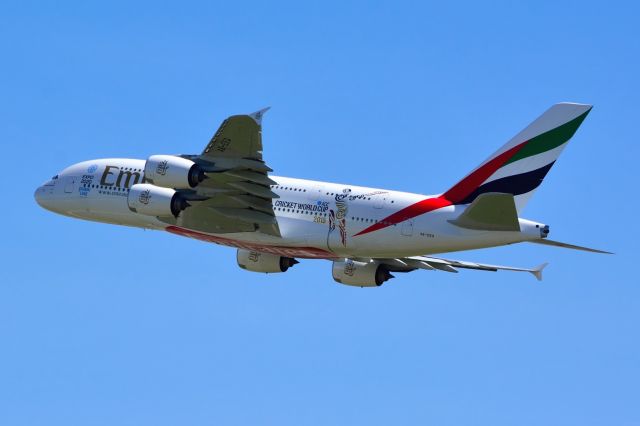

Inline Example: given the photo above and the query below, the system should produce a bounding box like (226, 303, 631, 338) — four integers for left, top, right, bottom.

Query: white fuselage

(34, 158, 544, 259)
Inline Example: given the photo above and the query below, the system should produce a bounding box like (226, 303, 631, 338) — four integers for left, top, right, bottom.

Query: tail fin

(443, 103, 592, 213)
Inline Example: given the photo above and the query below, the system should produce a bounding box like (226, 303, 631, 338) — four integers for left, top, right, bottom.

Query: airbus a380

(35, 103, 609, 286)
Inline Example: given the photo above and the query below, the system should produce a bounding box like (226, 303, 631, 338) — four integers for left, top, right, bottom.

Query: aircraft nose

(34, 186, 43, 204)
(34, 184, 57, 212)
(34, 185, 47, 209)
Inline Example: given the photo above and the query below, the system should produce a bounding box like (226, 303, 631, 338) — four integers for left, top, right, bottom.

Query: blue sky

(1, 1, 638, 424)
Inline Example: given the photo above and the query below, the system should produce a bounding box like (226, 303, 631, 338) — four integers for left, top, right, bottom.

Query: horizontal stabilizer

(529, 239, 612, 254)
(449, 192, 520, 231)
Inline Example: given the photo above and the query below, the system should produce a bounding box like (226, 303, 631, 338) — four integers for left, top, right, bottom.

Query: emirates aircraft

(35, 103, 609, 286)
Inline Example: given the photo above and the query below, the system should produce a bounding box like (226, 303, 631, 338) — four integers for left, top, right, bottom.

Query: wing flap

(227, 181, 279, 199)
(224, 170, 278, 186)
(403, 258, 436, 270)
(208, 207, 276, 225)
(227, 194, 275, 214)
(196, 157, 273, 173)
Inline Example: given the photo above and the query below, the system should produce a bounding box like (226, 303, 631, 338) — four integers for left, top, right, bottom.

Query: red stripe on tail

(442, 143, 525, 203)
(354, 141, 527, 237)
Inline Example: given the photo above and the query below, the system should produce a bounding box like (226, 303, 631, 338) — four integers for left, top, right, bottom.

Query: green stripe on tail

(504, 109, 591, 166)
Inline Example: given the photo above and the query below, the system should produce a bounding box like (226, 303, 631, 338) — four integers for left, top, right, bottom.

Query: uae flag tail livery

(444, 102, 592, 212)
(354, 103, 593, 238)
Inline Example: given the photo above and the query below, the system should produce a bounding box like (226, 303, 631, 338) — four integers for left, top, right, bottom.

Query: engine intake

(127, 183, 190, 218)
(237, 249, 298, 273)
(144, 155, 206, 189)
(332, 259, 393, 287)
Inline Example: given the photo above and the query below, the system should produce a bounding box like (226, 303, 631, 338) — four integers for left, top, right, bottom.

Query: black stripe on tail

(458, 162, 555, 205)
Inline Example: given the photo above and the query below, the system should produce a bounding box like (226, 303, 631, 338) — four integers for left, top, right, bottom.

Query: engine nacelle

(237, 249, 298, 273)
(144, 155, 205, 189)
(127, 183, 190, 217)
(332, 259, 393, 287)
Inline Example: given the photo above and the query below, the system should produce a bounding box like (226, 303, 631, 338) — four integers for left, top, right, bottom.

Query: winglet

(530, 262, 548, 281)
(249, 107, 271, 126)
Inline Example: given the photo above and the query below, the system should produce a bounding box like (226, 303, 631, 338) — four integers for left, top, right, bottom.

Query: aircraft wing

(201, 108, 270, 161)
(157, 108, 282, 236)
(373, 256, 548, 281)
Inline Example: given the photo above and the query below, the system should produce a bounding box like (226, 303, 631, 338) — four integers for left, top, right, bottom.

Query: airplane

(34, 102, 609, 287)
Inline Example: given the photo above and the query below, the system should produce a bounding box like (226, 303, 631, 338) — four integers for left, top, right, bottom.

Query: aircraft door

(373, 195, 387, 209)
(64, 176, 76, 193)
(401, 219, 413, 236)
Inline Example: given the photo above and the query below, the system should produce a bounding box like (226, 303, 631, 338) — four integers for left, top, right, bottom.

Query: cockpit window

(52, 175, 58, 180)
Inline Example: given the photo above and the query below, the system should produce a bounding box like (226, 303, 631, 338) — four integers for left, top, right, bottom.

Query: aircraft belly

(166, 225, 335, 259)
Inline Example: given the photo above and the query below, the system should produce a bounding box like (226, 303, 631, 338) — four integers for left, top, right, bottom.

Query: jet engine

(127, 183, 190, 217)
(144, 155, 206, 189)
(237, 249, 298, 273)
(332, 259, 394, 287)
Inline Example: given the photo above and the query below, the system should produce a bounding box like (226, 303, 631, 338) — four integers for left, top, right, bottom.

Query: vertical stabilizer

(442, 103, 592, 212)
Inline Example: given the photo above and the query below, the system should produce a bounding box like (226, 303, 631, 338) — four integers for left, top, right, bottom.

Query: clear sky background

(1, 1, 638, 425)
